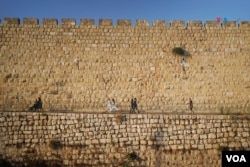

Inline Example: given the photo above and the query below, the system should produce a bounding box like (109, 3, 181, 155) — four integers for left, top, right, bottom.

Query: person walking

(130, 98, 134, 113)
(111, 98, 118, 111)
(133, 98, 139, 113)
(189, 98, 193, 112)
(106, 98, 112, 112)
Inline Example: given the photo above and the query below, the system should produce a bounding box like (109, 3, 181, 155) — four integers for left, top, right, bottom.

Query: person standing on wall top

(106, 98, 112, 112)
(133, 98, 139, 113)
(130, 98, 134, 113)
(37, 97, 43, 110)
(189, 98, 193, 112)
(29, 97, 43, 111)
(111, 98, 118, 111)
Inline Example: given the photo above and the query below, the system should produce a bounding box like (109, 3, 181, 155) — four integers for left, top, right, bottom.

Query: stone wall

(0, 111, 249, 166)
(0, 18, 250, 112)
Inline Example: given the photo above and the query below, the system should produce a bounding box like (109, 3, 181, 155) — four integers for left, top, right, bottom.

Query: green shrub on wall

(172, 47, 185, 56)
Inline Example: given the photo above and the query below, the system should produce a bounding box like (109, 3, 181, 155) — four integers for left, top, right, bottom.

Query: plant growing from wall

(172, 47, 185, 56)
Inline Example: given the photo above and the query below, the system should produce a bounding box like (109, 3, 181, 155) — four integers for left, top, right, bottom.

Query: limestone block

(197, 129, 204, 134)
(63, 160, 69, 165)
(242, 142, 249, 148)
(153, 20, 167, 27)
(32, 138, 39, 143)
(99, 19, 112, 26)
(23, 18, 39, 25)
(191, 134, 198, 140)
(4, 18, 20, 24)
(23, 131, 32, 134)
(119, 137, 128, 142)
(209, 128, 216, 133)
(62, 18, 76, 26)
(75, 133, 82, 137)
(242, 132, 249, 137)
(117, 20, 131, 26)
(171, 145, 177, 150)
(13, 121, 21, 126)
(84, 139, 91, 145)
(198, 144, 205, 149)
(240, 21, 250, 28)
(80, 19, 95, 26)
(171, 20, 185, 28)
(177, 145, 184, 149)
(67, 120, 73, 124)
(222, 21, 236, 28)
(208, 133, 216, 139)
(43, 18, 58, 25)
(188, 21, 202, 28)
(136, 20, 149, 26)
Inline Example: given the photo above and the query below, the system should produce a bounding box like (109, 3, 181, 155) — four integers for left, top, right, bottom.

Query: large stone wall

(0, 111, 249, 166)
(0, 18, 250, 112)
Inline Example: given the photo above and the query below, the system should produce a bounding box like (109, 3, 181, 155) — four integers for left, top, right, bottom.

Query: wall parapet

(62, 18, 76, 26)
(117, 19, 132, 26)
(188, 21, 203, 27)
(23, 18, 39, 25)
(43, 18, 58, 25)
(99, 19, 112, 26)
(3, 17, 20, 24)
(80, 19, 95, 26)
(1, 17, 250, 28)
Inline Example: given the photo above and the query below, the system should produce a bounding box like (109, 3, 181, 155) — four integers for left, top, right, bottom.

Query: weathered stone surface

(0, 112, 249, 166)
(1, 18, 249, 112)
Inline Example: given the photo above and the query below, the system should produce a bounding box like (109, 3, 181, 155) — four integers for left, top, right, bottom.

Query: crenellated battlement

(1, 17, 250, 28)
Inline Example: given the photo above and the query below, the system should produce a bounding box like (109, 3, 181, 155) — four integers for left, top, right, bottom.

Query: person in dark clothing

(133, 98, 139, 113)
(37, 97, 43, 110)
(130, 98, 134, 113)
(189, 98, 193, 112)
(29, 97, 43, 111)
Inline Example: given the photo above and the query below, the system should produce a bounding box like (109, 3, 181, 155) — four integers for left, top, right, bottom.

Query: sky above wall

(0, 0, 249, 25)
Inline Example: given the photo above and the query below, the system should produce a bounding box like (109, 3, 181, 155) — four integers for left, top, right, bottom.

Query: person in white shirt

(106, 98, 112, 112)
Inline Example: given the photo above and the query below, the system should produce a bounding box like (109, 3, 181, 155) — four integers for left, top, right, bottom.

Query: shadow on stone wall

(0, 157, 60, 167)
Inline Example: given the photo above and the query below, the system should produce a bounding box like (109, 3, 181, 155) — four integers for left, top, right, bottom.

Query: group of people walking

(29, 97, 43, 111)
(106, 98, 194, 113)
(106, 98, 139, 113)
(130, 98, 139, 113)
(29, 97, 193, 113)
